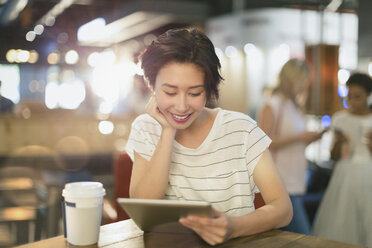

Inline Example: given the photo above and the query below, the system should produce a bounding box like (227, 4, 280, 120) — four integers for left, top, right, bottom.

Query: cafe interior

(0, 0, 371, 247)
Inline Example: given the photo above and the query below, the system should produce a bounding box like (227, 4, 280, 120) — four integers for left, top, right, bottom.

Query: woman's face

(153, 62, 207, 130)
(346, 84, 370, 114)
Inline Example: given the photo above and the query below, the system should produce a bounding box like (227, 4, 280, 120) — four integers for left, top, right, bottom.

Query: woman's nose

(175, 94, 188, 113)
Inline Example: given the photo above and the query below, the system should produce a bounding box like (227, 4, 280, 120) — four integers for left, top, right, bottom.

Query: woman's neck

(175, 108, 217, 148)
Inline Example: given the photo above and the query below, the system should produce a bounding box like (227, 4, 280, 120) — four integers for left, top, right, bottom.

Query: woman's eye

(189, 92, 202, 97)
(164, 92, 176, 96)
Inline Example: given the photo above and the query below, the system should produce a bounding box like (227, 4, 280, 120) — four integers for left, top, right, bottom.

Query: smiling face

(153, 62, 207, 130)
(346, 84, 370, 114)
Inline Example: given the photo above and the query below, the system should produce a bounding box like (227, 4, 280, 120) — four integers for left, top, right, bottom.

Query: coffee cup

(62, 181, 106, 246)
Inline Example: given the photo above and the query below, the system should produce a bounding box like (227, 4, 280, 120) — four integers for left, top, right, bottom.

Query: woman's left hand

(179, 209, 234, 246)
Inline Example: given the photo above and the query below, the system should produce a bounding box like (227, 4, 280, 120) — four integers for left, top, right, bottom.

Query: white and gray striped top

(125, 108, 271, 216)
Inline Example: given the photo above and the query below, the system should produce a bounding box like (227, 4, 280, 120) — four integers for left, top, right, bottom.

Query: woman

(312, 73, 372, 246)
(257, 59, 324, 235)
(125, 28, 292, 245)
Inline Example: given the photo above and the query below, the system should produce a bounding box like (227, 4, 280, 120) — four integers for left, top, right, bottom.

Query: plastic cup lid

(62, 181, 106, 198)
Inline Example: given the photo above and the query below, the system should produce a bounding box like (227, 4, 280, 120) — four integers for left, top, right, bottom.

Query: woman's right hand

(145, 94, 173, 130)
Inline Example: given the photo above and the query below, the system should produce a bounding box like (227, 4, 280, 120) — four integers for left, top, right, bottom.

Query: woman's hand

(299, 131, 324, 144)
(179, 209, 234, 246)
(145, 94, 173, 130)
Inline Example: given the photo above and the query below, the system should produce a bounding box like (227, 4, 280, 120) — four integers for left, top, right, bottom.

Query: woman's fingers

(179, 214, 231, 245)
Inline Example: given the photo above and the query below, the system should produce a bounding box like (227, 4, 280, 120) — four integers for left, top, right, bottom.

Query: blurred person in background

(0, 80, 14, 113)
(257, 58, 325, 235)
(125, 28, 292, 245)
(312, 72, 372, 246)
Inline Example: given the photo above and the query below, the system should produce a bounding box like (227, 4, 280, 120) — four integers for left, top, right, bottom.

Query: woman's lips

(171, 113, 192, 123)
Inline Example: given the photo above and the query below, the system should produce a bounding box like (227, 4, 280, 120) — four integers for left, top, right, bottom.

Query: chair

(113, 152, 133, 221)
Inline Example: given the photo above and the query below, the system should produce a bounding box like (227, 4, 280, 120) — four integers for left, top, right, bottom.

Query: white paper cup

(62, 181, 106, 246)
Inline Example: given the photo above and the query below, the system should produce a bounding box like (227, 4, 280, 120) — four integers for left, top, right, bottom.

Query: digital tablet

(117, 198, 213, 232)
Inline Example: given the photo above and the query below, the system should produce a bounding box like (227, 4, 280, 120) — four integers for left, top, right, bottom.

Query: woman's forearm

(269, 135, 302, 150)
(230, 197, 293, 239)
(130, 127, 175, 199)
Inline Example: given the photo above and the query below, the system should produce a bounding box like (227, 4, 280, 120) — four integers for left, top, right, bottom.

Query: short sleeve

(125, 115, 157, 162)
(245, 125, 272, 193)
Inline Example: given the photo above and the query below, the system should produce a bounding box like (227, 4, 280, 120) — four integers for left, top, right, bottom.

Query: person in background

(125, 28, 292, 245)
(257, 58, 325, 235)
(312, 72, 372, 246)
(0, 80, 15, 114)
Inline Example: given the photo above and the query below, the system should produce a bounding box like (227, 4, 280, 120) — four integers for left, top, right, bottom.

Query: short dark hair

(139, 28, 223, 103)
(346, 72, 372, 93)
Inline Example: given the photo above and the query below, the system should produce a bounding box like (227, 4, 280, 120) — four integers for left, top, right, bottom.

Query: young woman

(312, 73, 372, 246)
(257, 59, 324, 235)
(125, 28, 292, 245)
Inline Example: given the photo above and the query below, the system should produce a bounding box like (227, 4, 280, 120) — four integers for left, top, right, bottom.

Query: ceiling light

(26, 31, 36, 42)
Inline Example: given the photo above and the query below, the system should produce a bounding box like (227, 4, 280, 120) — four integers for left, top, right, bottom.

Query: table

(16, 219, 365, 248)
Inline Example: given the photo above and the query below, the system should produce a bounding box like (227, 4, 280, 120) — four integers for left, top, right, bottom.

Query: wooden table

(16, 219, 365, 248)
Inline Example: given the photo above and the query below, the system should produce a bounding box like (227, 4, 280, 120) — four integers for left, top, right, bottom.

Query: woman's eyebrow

(161, 83, 204, 89)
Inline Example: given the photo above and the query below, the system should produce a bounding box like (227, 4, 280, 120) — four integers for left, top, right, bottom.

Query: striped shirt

(125, 108, 271, 216)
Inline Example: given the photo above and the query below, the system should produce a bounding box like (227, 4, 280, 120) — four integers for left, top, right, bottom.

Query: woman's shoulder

(218, 108, 257, 128)
(131, 113, 161, 129)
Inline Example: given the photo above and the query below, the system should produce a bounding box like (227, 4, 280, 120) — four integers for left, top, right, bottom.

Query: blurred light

(91, 62, 134, 104)
(45, 16, 55, 26)
(45, 82, 59, 109)
(34, 24, 44, 35)
(99, 101, 113, 114)
(21, 107, 31, 119)
(368, 62, 372, 77)
(244, 43, 263, 69)
(270, 44, 290, 67)
(28, 50, 39, 64)
(6, 49, 17, 63)
(135, 62, 144, 76)
(61, 69, 75, 82)
(17, 50, 30, 63)
(46, 66, 60, 83)
(65, 50, 79, 64)
(338, 69, 350, 85)
(96, 112, 110, 120)
(77, 17, 106, 42)
(57, 32, 69, 44)
(343, 99, 349, 109)
(278, 43, 290, 57)
(29, 80, 40, 92)
(100, 50, 116, 65)
(0, 64, 21, 103)
(47, 52, 60, 64)
(215, 47, 224, 61)
(337, 85, 348, 98)
(26, 31, 36, 42)
(244, 43, 256, 54)
(6, 0, 27, 23)
(144, 34, 156, 46)
(321, 115, 332, 128)
(98, 121, 114, 135)
(225, 46, 238, 58)
(58, 81, 85, 109)
(87, 52, 100, 67)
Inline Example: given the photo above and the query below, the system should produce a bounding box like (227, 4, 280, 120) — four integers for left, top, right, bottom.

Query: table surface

(16, 219, 366, 248)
